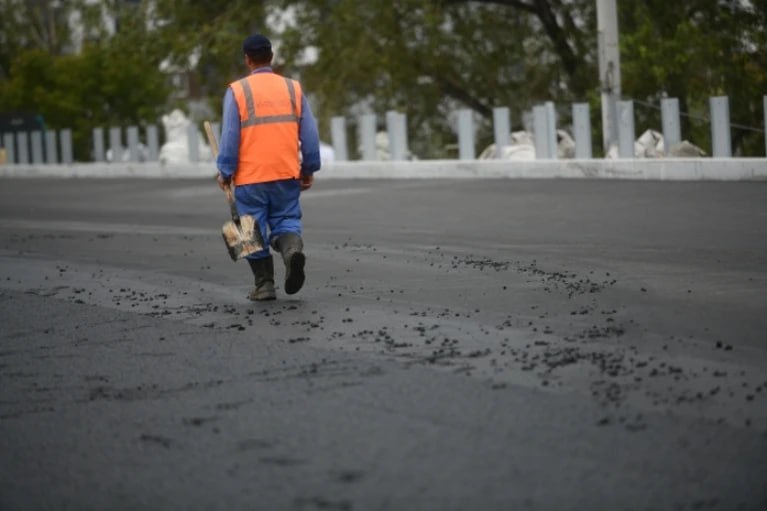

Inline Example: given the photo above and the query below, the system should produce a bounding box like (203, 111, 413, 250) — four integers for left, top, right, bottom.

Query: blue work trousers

(234, 180, 302, 260)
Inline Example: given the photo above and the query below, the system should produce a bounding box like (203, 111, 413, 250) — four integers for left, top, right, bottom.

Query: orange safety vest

(229, 72, 303, 185)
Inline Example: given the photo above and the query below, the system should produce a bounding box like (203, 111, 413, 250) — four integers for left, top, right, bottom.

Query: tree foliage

(1, 0, 765, 160)
(0, 0, 169, 159)
(620, 0, 767, 155)
(150, 0, 269, 103)
(0, 0, 269, 159)
(0, 0, 78, 79)
(276, 0, 766, 157)
(276, 0, 598, 157)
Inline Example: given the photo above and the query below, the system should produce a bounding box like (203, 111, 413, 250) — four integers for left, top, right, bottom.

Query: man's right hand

(217, 173, 231, 191)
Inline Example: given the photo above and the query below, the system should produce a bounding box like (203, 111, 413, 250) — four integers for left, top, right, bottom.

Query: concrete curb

(0, 162, 217, 179)
(1, 158, 766, 181)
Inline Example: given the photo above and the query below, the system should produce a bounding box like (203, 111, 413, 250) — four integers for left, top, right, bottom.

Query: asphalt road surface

(1, 177, 766, 510)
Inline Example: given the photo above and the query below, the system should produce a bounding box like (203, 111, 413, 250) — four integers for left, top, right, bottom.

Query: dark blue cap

(243, 34, 272, 55)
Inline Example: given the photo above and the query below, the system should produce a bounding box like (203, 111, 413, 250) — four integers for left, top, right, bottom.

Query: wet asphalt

(1, 177, 766, 510)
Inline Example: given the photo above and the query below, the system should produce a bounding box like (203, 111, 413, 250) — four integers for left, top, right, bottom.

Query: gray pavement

(1, 177, 766, 510)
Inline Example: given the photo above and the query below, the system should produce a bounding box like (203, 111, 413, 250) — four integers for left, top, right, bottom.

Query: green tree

(0, 0, 169, 160)
(0, 0, 81, 79)
(275, 0, 598, 158)
(151, 0, 270, 114)
(620, 0, 767, 156)
(4, 0, 764, 160)
(274, 0, 767, 157)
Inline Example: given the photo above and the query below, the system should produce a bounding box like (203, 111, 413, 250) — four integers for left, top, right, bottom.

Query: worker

(216, 33, 321, 301)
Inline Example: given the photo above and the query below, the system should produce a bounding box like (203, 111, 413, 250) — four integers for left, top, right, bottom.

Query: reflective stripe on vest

(237, 77, 299, 128)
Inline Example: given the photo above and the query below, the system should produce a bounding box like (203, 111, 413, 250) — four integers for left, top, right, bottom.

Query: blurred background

(0, 0, 765, 162)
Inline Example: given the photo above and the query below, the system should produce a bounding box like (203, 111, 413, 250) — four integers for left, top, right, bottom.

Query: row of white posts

(330, 111, 410, 162)
(330, 95, 767, 161)
(93, 126, 160, 163)
(2, 129, 74, 165)
(1, 123, 209, 165)
(2, 95, 764, 164)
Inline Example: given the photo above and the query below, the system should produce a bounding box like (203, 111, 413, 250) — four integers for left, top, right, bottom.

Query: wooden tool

(203, 121, 264, 261)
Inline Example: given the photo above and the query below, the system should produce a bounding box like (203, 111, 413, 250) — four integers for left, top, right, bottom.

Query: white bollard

(60, 129, 73, 164)
(17, 132, 29, 164)
(3, 133, 15, 164)
(763, 95, 766, 156)
(31, 131, 44, 164)
(617, 100, 635, 158)
(187, 124, 199, 162)
(109, 127, 122, 162)
(147, 125, 159, 162)
(386, 111, 408, 161)
(93, 127, 105, 162)
(398, 113, 409, 160)
(661, 98, 681, 156)
(358, 114, 377, 161)
(572, 103, 592, 159)
(709, 96, 731, 158)
(492, 107, 510, 158)
(533, 105, 549, 160)
(127, 126, 140, 162)
(457, 109, 475, 160)
(45, 131, 58, 164)
(545, 101, 558, 159)
(330, 116, 348, 161)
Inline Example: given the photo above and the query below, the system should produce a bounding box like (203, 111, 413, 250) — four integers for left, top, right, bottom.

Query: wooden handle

(203, 121, 219, 157)
(205, 120, 236, 221)
(225, 186, 240, 224)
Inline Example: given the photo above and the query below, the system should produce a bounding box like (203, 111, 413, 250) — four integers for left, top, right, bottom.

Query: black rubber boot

(273, 233, 305, 295)
(246, 256, 276, 301)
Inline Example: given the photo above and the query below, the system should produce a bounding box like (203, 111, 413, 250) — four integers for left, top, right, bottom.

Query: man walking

(216, 34, 321, 300)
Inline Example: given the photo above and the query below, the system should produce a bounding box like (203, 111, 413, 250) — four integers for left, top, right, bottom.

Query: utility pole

(597, 0, 621, 154)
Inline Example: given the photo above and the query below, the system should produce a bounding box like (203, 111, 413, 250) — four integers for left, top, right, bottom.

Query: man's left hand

(300, 173, 314, 191)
